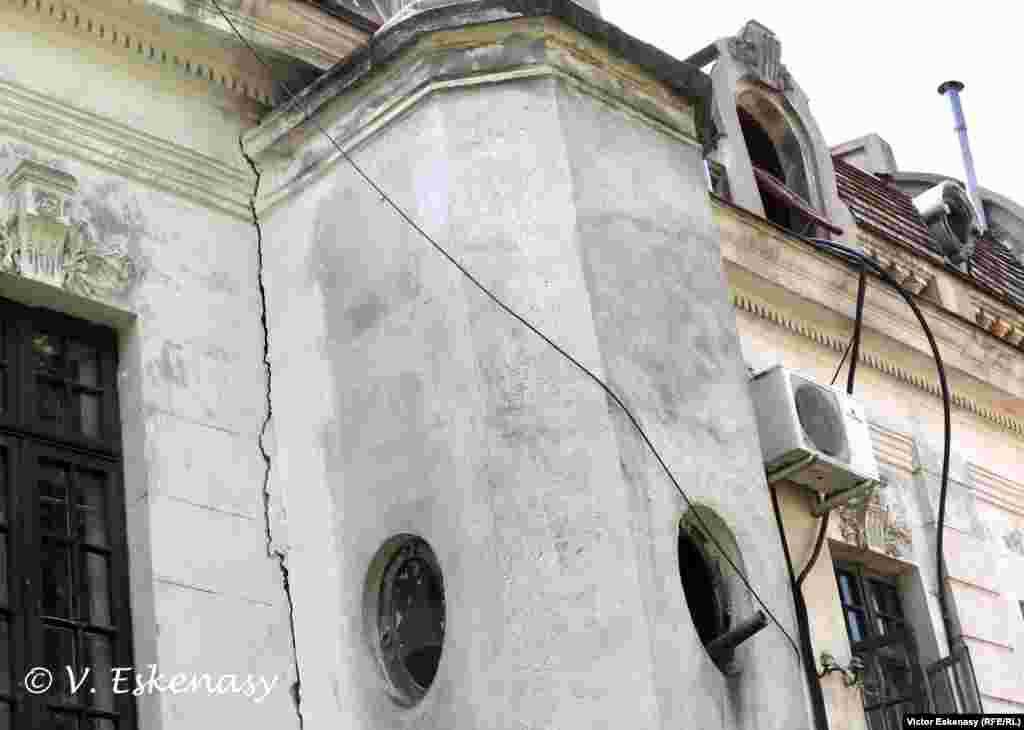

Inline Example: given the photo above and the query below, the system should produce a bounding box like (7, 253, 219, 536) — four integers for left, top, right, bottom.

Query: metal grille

(926, 641, 982, 714)
(854, 629, 932, 730)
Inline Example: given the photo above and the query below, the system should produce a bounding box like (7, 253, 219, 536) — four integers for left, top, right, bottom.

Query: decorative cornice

(142, 0, 371, 70)
(732, 292, 1024, 437)
(1, 0, 281, 106)
(860, 237, 935, 296)
(973, 299, 1024, 348)
(0, 77, 252, 219)
(247, 11, 708, 211)
(1, 160, 135, 299)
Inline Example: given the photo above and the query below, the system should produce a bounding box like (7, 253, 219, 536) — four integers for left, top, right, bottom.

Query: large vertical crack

(239, 133, 304, 729)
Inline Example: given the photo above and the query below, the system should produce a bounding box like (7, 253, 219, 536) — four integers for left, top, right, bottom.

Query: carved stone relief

(726, 21, 792, 92)
(0, 160, 134, 299)
(837, 483, 913, 558)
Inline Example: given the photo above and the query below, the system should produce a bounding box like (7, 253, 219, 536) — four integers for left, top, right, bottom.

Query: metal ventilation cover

(748, 365, 879, 498)
(912, 181, 983, 264)
(791, 376, 850, 463)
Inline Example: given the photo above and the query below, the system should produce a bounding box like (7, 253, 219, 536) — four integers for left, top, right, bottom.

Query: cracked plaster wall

(0, 12, 302, 724)
(256, 73, 811, 730)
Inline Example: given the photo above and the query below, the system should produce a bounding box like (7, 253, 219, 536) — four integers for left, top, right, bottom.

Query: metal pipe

(938, 80, 987, 231)
(706, 611, 768, 660)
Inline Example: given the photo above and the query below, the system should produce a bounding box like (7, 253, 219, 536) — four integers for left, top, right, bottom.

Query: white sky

(599, 1, 1022, 208)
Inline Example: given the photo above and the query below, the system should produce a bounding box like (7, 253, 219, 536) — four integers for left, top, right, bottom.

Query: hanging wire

(796, 264, 867, 589)
(801, 236, 956, 661)
(209, 0, 804, 660)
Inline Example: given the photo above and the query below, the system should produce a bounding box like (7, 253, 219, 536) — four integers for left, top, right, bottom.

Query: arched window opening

(678, 528, 729, 648)
(734, 96, 841, 237)
(678, 508, 768, 675)
(738, 107, 792, 230)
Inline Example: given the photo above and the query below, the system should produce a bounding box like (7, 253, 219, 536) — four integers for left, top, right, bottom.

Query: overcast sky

(599, 1, 1021, 208)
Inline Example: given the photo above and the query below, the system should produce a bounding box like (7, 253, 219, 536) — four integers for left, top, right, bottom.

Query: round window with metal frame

(366, 535, 446, 706)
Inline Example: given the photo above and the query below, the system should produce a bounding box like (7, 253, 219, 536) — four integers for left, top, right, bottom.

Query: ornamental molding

(836, 484, 913, 558)
(248, 17, 703, 212)
(0, 77, 252, 219)
(968, 463, 1024, 519)
(1, 0, 280, 106)
(972, 298, 1024, 349)
(867, 422, 915, 477)
(1, 160, 134, 299)
(726, 21, 792, 92)
(732, 291, 1024, 437)
(860, 238, 935, 296)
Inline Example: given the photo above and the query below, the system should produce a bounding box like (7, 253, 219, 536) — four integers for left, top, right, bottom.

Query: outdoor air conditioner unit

(748, 365, 880, 499)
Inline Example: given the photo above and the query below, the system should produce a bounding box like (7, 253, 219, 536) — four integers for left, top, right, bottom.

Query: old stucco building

(0, 1, 1019, 729)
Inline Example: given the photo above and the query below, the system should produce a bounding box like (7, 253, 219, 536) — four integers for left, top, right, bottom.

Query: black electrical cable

(209, 0, 804, 661)
(829, 338, 853, 386)
(801, 237, 956, 660)
(795, 265, 868, 589)
(845, 267, 868, 398)
(771, 488, 831, 730)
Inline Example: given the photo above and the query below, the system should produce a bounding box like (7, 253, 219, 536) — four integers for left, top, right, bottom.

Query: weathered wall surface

(257, 65, 810, 728)
(727, 210, 1024, 714)
(0, 12, 301, 726)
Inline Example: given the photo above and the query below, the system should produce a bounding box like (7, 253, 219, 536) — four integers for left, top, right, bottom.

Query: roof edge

(256, 0, 711, 149)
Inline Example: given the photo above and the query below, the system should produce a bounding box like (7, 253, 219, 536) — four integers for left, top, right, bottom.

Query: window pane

(80, 552, 111, 626)
(84, 633, 114, 711)
(837, 571, 862, 606)
(870, 581, 903, 618)
(846, 609, 867, 642)
(0, 620, 10, 692)
(74, 392, 102, 438)
(0, 702, 11, 730)
(32, 333, 63, 376)
(38, 378, 67, 427)
(67, 342, 99, 387)
(92, 718, 116, 730)
(44, 625, 76, 700)
(42, 539, 73, 618)
(76, 472, 108, 547)
(40, 464, 71, 536)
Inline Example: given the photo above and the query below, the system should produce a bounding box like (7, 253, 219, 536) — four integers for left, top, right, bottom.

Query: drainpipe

(937, 81, 987, 232)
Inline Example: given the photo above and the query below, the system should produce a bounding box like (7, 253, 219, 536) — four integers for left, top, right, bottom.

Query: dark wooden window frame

(834, 561, 932, 730)
(0, 296, 134, 730)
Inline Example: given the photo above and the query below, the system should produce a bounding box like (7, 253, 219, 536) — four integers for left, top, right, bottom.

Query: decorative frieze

(732, 292, 1024, 437)
(0, 161, 134, 299)
(1, 0, 278, 105)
